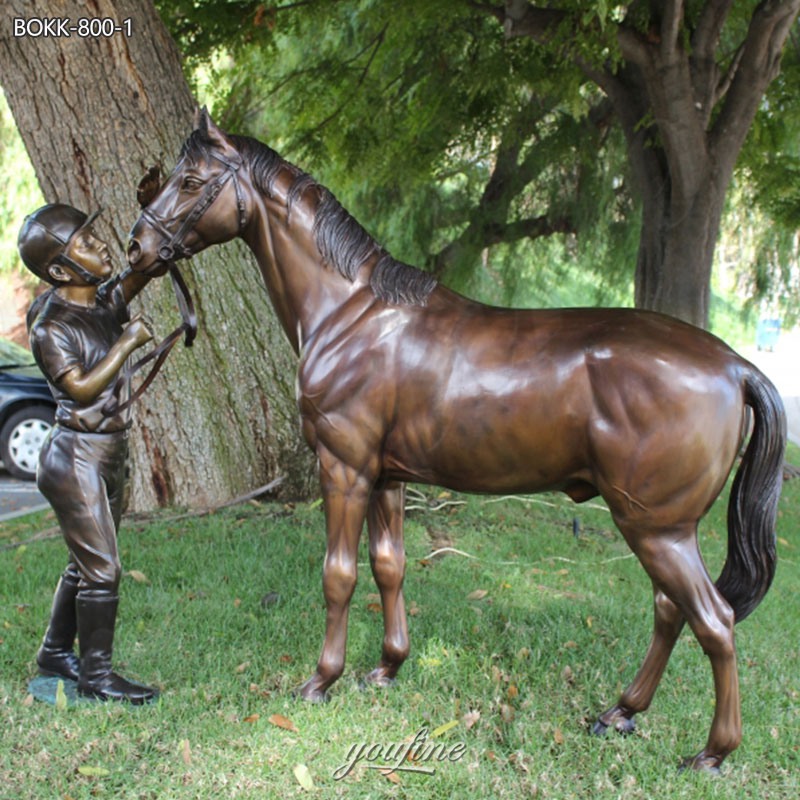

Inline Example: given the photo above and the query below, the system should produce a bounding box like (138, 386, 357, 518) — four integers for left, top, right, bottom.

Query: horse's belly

(382, 408, 590, 494)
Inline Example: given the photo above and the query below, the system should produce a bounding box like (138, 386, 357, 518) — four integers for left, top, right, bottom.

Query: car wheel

(0, 405, 55, 480)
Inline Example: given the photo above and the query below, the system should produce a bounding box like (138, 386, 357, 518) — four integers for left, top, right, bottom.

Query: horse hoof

(362, 668, 397, 689)
(294, 677, 330, 704)
(678, 753, 723, 775)
(592, 708, 636, 736)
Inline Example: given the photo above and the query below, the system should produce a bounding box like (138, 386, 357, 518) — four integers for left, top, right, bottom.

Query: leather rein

(102, 152, 246, 416)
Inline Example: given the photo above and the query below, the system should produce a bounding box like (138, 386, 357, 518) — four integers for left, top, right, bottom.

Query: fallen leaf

(261, 591, 280, 608)
(366, 602, 383, 614)
(23, 693, 34, 708)
(432, 719, 459, 737)
(279, 654, 293, 663)
(467, 589, 488, 601)
(126, 569, 149, 584)
(462, 710, 480, 730)
(380, 768, 402, 784)
(77, 766, 110, 777)
(234, 598, 242, 608)
(180, 739, 192, 765)
(293, 763, 315, 791)
(235, 661, 250, 673)
(268, 713, 298, 732)
(554, 728, 565, 745)
(243, 713, 260, 724)
(55, 679, 68, 711)
(507, 685, 519, 700)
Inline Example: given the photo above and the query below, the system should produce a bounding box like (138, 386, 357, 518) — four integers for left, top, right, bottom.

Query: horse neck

(242, 181, 364, 354)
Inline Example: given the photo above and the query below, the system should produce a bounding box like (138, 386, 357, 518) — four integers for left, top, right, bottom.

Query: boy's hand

(126, 315, 154, 348)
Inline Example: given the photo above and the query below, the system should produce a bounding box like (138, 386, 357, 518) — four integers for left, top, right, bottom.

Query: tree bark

(501, 0, 800, 329)
(0, 0, 315, 509)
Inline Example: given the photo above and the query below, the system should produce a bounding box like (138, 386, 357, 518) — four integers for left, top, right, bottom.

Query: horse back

(299, 289, 748, 502)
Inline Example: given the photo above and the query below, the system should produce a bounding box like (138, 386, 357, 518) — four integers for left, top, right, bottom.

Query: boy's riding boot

(76, 589, 158, 704)
(36, 565, 81, 681)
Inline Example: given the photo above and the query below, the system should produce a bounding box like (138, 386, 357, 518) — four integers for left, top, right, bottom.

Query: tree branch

(616, 23, 652, 67)
(661, 0, 685, 57)
(303, 24, 388, 137)
(500, 215, 575, 243)
(713, 42, 745, 106)
(501, 0, 567, 41)
(692, 0, 734, 61)
(711, 0, 800, 176)
(465, 0, 505, 23)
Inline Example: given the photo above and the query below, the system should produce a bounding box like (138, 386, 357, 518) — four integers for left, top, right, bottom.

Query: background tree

(157, 0, 800, 328)
(494, 0, 800, 327)
(0, 0, 313, 510)
(158, 0, 638, 309)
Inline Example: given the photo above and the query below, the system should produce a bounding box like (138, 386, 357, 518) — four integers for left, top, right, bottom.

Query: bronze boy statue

(18, 203, 162, 704)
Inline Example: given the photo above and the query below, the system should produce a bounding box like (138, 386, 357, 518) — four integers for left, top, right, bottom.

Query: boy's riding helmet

(18, 203, 103, 285)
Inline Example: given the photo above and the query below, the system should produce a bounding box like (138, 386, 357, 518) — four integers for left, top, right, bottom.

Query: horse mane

(181, 131, 437, 305)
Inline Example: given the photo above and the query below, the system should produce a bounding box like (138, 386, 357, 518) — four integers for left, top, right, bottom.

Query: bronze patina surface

(128, 110, 786, 770)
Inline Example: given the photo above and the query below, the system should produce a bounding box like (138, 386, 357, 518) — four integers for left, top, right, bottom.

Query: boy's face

(60, 227, 113, 284)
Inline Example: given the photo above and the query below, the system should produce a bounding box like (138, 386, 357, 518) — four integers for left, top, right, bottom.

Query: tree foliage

(157, 0, 637, 307)
(0, 91, 42, 279)
(154, 0, 800, 327)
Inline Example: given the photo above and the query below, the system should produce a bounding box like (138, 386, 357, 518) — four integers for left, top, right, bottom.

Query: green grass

(2, 449, 799, 799)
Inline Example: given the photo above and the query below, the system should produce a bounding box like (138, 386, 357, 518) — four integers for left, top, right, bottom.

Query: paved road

(742, 327, 800, 447)
(0, 327, 797, 524)
(0, 467, 48, 523)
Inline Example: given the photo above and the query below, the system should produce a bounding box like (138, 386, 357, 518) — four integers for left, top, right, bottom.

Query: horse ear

(195, 106, 231, 149)
(136, 165, 162, 209)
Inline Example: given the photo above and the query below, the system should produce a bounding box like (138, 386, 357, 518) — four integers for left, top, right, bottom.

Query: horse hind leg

(363, 482, 409, 687)
(605, 525, 741, 771)
(594, 585, 684, 736)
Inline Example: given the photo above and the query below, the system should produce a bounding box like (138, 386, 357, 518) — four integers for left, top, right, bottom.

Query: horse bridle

(102, 151, 246, 417)
(139, 149, 247, 262)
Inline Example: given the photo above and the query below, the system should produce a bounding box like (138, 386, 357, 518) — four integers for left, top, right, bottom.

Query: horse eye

(182, 177, 203, 191)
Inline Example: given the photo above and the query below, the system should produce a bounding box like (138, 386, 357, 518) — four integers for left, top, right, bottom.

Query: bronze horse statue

(128, 110, 786, 772)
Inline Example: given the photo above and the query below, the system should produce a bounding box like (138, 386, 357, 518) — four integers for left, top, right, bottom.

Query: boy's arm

(58, 317, 153, 404)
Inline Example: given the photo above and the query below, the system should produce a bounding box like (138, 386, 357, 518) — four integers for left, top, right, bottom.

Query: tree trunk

(0, 0, 315, 509)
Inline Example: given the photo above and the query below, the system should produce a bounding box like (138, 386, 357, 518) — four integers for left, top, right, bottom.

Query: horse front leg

(364, 481, 409, 687)
(297, 448, 372, 702)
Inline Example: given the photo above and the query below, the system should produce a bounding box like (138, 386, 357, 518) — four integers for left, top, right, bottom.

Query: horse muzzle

(127, 227, 183, 275)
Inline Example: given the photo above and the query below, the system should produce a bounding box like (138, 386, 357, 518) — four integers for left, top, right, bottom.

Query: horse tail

(716, 365, 786, 622)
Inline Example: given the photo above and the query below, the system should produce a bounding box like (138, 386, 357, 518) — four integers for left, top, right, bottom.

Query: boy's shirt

(28, 278, 132, 433)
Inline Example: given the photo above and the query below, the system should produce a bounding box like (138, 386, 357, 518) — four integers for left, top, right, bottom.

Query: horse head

(127, 108, 247, 273)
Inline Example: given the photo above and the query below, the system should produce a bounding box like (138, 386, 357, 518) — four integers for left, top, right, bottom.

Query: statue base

(28, 675, 160, 706)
